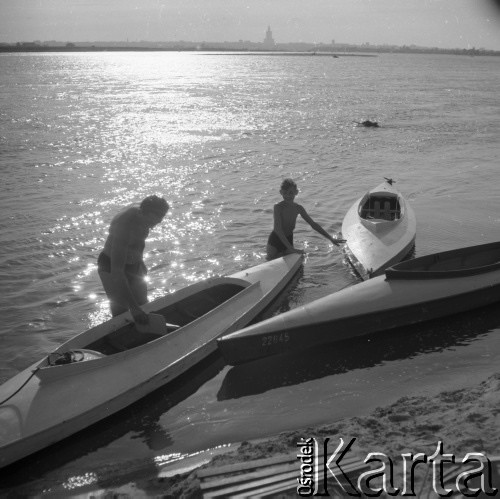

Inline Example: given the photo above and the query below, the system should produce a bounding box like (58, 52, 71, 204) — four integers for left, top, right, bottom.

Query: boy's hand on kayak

(330, 237, 346, 246)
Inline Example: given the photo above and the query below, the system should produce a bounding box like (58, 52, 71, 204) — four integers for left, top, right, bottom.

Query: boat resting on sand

(217, 241, 500, 365)
(0, 253, 302, 468)
(342, 179, 416, 278)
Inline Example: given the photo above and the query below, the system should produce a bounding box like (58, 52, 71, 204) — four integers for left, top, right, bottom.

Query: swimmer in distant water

(97, 195, 169, 323)
(266, 178, 345, 260)
(358, 120, 379, 127)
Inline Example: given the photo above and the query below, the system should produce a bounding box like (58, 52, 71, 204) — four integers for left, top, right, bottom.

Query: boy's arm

(298, 206, 346, 246)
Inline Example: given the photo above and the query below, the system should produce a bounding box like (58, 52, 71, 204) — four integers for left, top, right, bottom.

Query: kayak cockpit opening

(47, 349, 105, 366)
(359, 194, 401, 221)
(386, 242, 500, 279)
(85, 282, 247, 355)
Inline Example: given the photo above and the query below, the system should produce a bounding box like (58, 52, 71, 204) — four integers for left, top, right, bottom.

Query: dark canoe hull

(218, 241, 500, 365)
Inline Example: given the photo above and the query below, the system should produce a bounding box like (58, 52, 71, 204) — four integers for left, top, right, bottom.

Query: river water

(0, 51, 499, 494)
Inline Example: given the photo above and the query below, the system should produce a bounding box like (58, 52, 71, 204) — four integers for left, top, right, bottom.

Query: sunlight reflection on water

(0, 52, 499, 494)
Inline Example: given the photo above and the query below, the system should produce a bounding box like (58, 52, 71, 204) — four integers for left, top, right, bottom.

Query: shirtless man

(266, 178, 345, 260)
(97, 195, 169, 323)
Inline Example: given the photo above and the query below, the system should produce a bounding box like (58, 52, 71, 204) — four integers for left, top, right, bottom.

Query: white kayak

(217, 241, 500, 365)
(342, 179, 416, 278)
(0, 253, 303, 468)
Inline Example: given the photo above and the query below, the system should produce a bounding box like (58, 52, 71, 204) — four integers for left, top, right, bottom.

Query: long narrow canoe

(217, 241, 500, 365)
(342, 179, 416, 278)
(0, 253, 302, 468)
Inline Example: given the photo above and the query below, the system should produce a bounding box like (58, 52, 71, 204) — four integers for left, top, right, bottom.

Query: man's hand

(131, 306, 149, 325)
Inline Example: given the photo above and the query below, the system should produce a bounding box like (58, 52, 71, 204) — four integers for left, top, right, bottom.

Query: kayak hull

(342, 181, 416, 278)
(0, 253, 303, 468)
(218, 242, 500, 365)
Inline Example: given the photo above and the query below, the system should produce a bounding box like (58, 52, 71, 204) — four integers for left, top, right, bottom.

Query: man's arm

(109, 224, 148, 323)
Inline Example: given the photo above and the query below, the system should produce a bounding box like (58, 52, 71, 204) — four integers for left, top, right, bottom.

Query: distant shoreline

(0, 47, 375, 57)
(0, 45, 498, 57)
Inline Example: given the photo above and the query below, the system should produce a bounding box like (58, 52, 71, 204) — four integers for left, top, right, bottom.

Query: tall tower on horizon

(263, 26, 276, 48)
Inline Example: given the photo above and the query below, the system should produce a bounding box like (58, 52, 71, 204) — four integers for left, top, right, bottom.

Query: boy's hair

(140, 195, 169, 215)
(280, 178, 298, 191)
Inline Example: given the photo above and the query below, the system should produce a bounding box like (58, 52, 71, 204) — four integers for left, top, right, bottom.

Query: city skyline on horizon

(1, 0, 500, 51)
(7, 32, 499, 53)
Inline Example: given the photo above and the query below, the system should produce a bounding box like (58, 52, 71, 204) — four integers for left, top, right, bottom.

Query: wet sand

(57, 370, 499, 498)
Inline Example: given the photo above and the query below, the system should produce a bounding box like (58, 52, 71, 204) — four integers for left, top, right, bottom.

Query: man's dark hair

(140, 195, 169, 215)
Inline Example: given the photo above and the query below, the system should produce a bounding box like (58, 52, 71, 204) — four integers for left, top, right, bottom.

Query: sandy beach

(44, 370, 498, 498)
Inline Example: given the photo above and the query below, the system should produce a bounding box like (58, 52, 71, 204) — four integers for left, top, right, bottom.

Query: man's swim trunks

(97, 252, 147, 277)
(267, 231, 293, 253)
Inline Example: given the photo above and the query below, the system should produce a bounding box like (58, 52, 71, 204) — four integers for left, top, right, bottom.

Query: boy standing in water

(98, 195, 169, 323)
(267, 178, 345, 260)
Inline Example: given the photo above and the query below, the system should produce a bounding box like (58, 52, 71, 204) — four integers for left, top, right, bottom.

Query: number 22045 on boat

(262, 332, 290, 347)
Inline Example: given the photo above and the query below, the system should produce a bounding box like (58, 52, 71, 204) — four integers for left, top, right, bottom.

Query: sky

(1, 0, 500, 50)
